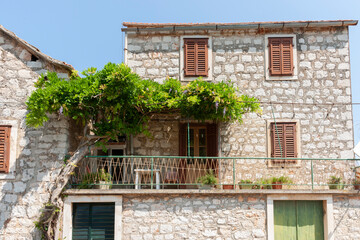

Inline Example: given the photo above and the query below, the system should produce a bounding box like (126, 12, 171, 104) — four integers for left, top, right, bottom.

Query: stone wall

(0, 32, 72, 239)
(122, 194, 266, 240)
(333, 194, 360, 239)
(128, 26, 355, 187)
(121, 193, 360, 239)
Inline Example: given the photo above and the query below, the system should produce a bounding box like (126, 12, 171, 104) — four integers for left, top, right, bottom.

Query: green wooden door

(274, 200, 324, 240)
(73, 203, 115, 240)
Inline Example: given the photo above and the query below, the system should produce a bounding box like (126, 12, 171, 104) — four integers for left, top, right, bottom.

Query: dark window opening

(31, 54, 39, 62)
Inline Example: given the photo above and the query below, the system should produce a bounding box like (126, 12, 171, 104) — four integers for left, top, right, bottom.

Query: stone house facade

(0, 25, 74, 239)
(1, 20, 360, 240)
(64, 20, 360, 240)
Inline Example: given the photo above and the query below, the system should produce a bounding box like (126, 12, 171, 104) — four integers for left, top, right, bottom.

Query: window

(268, 37, 293, 76)
(270, 122, 297, 165)
(72, 203, 115, 240)
(63, 195, 122, 240)
(265, 34, 298, 80)
(180, 36, 212, 81)
(0, 126, 11, 173)
(184, 38, 208, 77)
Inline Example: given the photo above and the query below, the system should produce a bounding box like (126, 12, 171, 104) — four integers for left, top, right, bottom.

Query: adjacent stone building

(1, 20, 360, 240)
(0, 25, 73, 239)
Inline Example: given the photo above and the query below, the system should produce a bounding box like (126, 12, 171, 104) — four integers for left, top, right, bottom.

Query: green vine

(26, 63, 261, 138)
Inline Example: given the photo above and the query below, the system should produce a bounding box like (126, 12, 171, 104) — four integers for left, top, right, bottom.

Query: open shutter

(195, 39, 208, 76)
(0, 126, 10, 173)
(206, 123, 218, 157)
(184, 38, 208, 77)
(184, 39, 196, 76)
(269, 38, 282, 76)
(206, 123, 218, 173)
(281, 38, 294, 75)
(178, 123, 187, 187)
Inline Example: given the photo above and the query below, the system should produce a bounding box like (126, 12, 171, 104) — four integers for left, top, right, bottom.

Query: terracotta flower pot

(272, 182, 283, 189)
(222, 184, 234, 190)
(354, 184, 360, 190)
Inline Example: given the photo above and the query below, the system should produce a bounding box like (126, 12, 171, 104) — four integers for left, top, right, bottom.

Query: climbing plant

(26, 62, 261, 138)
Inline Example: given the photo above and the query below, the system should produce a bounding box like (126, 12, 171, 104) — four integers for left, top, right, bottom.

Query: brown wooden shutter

(184, 38, 208, 77)
(195, 39, 208, 76)
(271, 123, 297, 164)
(206, 123, 218, 157)
(0, 126, 11, 173)
(269, 37, 293, 76)
(269, 38, 282, 76)
(179, 123, 187, 156)
(206, 123, 218, 174)
(281, 38, 293, 75)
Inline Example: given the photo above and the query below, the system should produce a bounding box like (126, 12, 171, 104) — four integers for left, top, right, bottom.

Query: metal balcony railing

(68, 156, 359, 190)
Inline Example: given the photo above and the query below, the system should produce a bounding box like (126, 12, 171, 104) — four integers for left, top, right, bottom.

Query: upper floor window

(184, 38, 208, 77)
(0, 126, 11, 173)
(180, 36, 212, 81)
(268, 37, 294, 76)
(265, 34, 298, 81)
(270, 122, 298, 166)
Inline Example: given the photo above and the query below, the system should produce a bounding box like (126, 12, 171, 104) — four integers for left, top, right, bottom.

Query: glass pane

(199, 129, 206, 146)
(199, 147, 206, 156)
(189, 147, 194, 157)
(111, 149, 124, 156)
(189, 129, 194, 146)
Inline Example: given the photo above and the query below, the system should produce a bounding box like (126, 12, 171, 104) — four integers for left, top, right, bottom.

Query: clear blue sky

(1, 0, 359, 146)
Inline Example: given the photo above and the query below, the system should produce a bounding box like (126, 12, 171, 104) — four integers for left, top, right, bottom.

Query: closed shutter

(269, 37, 293, 76)
(73, 203, 115, 240)
(184, 38, 208, 77)
(271, 123, 297, 164)
(0, 126, 11, 173)
(281, 38, 293, 75)
(274, 200, 324, 240)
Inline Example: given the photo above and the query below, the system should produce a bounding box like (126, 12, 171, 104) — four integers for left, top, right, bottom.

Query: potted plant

(196, 170, 217, 189)
(261, 178, 272, 189)
(78, 169, 112, 189)
(328, 176, 345, 190)
(95, 169, 112, 190)
(354, 179, 360, 190)
(238, 180, 253, 189)
(252, 181, 261, 189)
(270, 176, 293, 189)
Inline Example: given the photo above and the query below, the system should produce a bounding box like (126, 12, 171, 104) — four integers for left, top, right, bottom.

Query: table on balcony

(134, 169, 161, 190)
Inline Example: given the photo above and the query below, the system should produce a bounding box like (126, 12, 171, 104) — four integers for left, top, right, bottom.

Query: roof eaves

(0, 25, 74, 71)
(122, 20, 358, 32)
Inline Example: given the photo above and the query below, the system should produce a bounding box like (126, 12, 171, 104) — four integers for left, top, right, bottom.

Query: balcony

(68, 156, 358, 191)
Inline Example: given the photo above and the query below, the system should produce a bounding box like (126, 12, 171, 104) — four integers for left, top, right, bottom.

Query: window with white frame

(265, 34, 298, 80)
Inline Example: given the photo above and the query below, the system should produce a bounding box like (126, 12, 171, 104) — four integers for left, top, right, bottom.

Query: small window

(270, 122, 297, 165)
(72, 203, 115, 240)
(184, 38, 208, 77)
(0, 126, 11, 173)
(268, 37, 294, 76)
